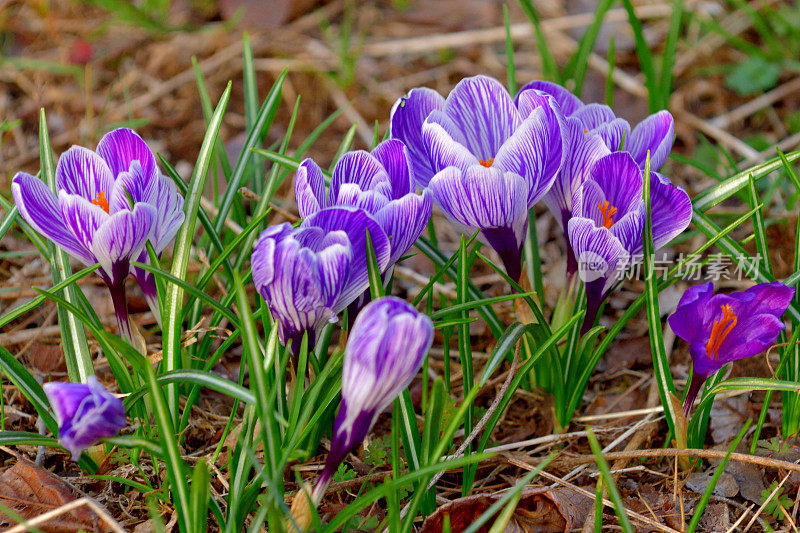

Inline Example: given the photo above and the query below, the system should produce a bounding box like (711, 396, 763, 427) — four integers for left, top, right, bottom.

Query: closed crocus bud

(43, 376, 126, 460)
(311, 296, 433, 502)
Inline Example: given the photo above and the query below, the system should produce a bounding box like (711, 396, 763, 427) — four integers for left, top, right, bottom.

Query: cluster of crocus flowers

(12, 128, 185, 339)
(390, 75, 567, 282)
(568, 152, 692, 332)
(251, 207, 391, 356)
(668, 281, 795, 414)
(295, 139, 433, 279)
(43, 376, 126, 460)
(310, 296, 433, 503)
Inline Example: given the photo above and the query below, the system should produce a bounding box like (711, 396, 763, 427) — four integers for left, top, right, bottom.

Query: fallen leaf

(725, 461, 765, 504)
(0, 459, 102, 532)
(686, 469, 738, 498)
(25, 342, 66, 374)
(419, 485, 592, 533)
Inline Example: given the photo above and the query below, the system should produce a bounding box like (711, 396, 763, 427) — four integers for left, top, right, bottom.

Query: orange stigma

(705, 304, 737, 360)
(597, 200, 617, 229)
(479, 158, 494, 168)
(91, 191, 109, 213)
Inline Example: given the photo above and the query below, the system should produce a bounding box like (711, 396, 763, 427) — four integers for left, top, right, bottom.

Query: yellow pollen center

(91, 191, 110, 213)
(705, 304, 737, 360)
(598, 200, 617, 229)
(479, 158, 494, 168)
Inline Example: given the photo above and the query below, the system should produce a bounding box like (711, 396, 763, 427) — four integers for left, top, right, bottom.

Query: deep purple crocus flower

(311, 296, 433, 502)
(11, 128, 169, 341)
(668, 281, 795, 415)
(390, 75, 567, 281)
(516, 80, 675, 172)
(567, 152, 692, 332)
(295, 139, 433, 271)
(251, 206, 391, 356)
(43, 376, 126, 460)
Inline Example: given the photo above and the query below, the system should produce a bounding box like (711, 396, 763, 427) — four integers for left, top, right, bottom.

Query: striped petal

(56, 146, 115, 202)
(374, 189, 433, 264)
(331, 151, 392, 203)
(627, 110, 675, 171)
(58, 191, 109, 260)
(109, 160, 158, 213)
(295, 159, 327, 218)
(96, 128, 157, 182)
(12, 173, 94, 265)
(150, 173, 185, 253)
(90, 203, 156, 285)
(389, 87, 445, 188)
(515, 80, 584, 117)
(649, 172, 692, 250)
(568, 217, 629, 291)
(422, 112, 479, 175)
(443, 75, 522, 160)
(371, 139, 415, 199)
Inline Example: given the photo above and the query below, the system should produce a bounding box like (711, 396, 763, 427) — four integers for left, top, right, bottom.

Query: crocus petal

(588, 152, 644, 217)
(568, 217, 629, 291)
(150, 173, 185, 253)
(668, 282, 715, 343)
(335, 183, 391, 215)
(443, 75, 521, 160)
(715, 313, 786, 366)
(56, 146, 115, 202)
(96, 127, 158, 182)
(109, 160, 158, 213)
(573, 103, 617, 132)
(370, 139, 415, 199)
(374, 190, 433, 264)
(389, 87, 446, 188)
(627, 110, 675, 171)
(731, 281, 796, 317)
(493, 101, 567, 207)
(295, 159, 327, 218)
(544, 118, 610, 225)
(428, 165, 528, 234)
(422, 114, 479, 175)
(90, 203, 157, 285)
(59, 192, 109, 259)
(515, 80, 584, 117)
(12, 173, 94, 265)
(301, 207, 391, 313)
(610, 208, 645, 253)
(330, 151, 392, 203)
(593, 118, 631, 153)
(649, 172, 692, 251)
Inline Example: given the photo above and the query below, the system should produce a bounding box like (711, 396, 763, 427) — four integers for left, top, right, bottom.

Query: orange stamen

(91, 191, 109, 213)
(705, 304, 737, 360)
(479, 158, 494, 168)
(597, 200, 617, 229)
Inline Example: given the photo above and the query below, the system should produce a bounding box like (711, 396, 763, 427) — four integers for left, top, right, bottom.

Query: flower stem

(107, 282, 133, 343)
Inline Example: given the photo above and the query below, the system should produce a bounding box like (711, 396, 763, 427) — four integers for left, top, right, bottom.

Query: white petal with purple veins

(12, 173, 95, 265)
(58, 191, 110, 257)
(443, 75, 522, 160)
(370, 139, 415, 199)
(627, 111, 675, 171)
(56, 146, 115, 202)
(295, 159, 328, 218)
(421, 117, 478, 176)
(515, 80, 584, 117)
(90, 203, 157, 285)
(109, 160, 158, 213)
(375, 190, 433, 264)
(331, 151, 391, 202)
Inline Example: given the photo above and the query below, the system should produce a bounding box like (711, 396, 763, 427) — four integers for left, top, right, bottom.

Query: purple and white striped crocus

(251, 206, 391, 356)
(568, 152, 692, 332)
(390, 75, 567, 281)
(311, 296, 433, 502)
(295, 139, 433, 273)
(516, 80, 675, 172)
(668, 281, 795, 415)
(43, 376, 126, 461)
(11, 128, 172, 341)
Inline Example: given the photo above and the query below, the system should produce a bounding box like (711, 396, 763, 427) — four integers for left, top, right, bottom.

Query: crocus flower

(97, 128, 185, 326)
(311, 296, 433, 502)
(390, 75, 567, 280)
(568, 152, 692, 332)
(295, 139, 433, 271)
(668, 281, 795, 414)
(12, 128, 167, 341)
(251, 206, 391, 356)
(43, 376, 126, 460)
(516, 80, 675, 172)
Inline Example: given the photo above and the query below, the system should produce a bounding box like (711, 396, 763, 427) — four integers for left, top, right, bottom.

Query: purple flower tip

(668, 281, 795, 413)
(315, 296, 433, 495)
(43, 376, 126, 461)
